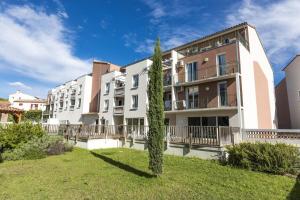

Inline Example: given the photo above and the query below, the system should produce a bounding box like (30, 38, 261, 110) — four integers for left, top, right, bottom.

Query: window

(217, 54, 227, 75)
(187, 86, 199, 109)
(186, 62, 197, 81)
(70, 99, 75, 110)
(131, 95, 138, 109)
(132, 74, 139, 88)
(78, 85, 82, 94)
(218, 82, 228, 106)
(65, 101, 68, 110)
(104, 100, 109, 111)
(105, 82, 110, 94)
(77, 98, 81, 108)
(19, 103, 23, 106)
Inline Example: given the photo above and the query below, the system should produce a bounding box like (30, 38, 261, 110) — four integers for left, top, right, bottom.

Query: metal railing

(114, 87, 125, 96)
(42, 124, 234, 147)
(174, 61, 239, 85)
(174, 94, 237, 110)
(113, 106, 124, 114)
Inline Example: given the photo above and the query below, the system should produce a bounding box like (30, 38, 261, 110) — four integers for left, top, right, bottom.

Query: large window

(105, 82, 110, 94)
(131, 95, 138, 109)
(132, 74, 139, 88)
(187, 86, 199, 109)
(104, 100, 109, 111)
(217, 54, 227, 76)
(70, 99, 75, 110)
(218, 82, 228, 106)
(77, 98, 81, 108)
(186, 62, 197, 81)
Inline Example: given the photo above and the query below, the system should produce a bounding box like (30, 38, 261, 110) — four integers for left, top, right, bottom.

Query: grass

(0, 148, 299, 200)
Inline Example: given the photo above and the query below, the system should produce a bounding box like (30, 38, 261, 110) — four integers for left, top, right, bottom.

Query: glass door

(217, 54, 226, 76)
(187, 62, 197, 81)
(218, 82, 228, 106)
(187, 86, 199, 109)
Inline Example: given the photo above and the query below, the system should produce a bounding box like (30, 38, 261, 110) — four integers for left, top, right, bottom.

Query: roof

(282, 55, 300, 71)
(13, 99, 47, 103)
(123, 22, 253, 67)
(0, 101, 24, 113)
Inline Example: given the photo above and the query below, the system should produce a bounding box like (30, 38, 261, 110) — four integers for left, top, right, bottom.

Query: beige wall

(253, 61, 272, 128)
(275, 78, 291, 128)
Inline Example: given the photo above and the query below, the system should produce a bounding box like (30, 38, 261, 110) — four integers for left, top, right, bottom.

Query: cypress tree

(147, 38, 164, 175)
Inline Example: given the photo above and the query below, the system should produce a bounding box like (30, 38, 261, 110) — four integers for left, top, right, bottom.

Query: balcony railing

(115, 87, 125, 96)
(163, 74, 172, 86)
(69, 105, 75, 111)
(174, 62, 239, 85)
(164, 100, 172, 111)
(113, 106, 124, 115)
(174, 94, 237, 110)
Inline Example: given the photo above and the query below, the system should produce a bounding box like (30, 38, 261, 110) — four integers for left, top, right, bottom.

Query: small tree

(147, 38, 164, 175)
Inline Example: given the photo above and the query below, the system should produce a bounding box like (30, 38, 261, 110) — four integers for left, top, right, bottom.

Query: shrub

(0, 122, 45, 152)
(2, 135, 72, 161)
(227, 142, 300, 175)
(23, 110, 42, 122)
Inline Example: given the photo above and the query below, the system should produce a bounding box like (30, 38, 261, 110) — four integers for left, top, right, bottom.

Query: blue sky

(0, 0, 300, 98)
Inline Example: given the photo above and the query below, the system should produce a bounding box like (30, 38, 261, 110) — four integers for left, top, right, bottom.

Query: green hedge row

(227, 143, 300, 175)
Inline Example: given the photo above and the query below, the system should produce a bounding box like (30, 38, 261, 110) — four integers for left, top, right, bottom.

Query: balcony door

(218, 82, 228, 107)
(187, 86, 199, 109)
(186, 62, 197, 82)
(217, 54, 226, 76)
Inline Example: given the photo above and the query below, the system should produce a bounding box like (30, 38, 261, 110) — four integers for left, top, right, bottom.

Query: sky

(0, 0, 300, 98)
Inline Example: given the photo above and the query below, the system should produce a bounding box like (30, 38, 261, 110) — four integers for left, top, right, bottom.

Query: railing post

(166, 126, 170, 149)
(217, 126, 220, 146)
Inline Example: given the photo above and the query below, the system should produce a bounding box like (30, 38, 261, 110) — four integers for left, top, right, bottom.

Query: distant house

(8, 91, 46, 111)
(276, 55, 300, 129)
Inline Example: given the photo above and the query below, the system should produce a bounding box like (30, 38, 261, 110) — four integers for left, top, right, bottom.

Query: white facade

(46, 74, 92, 124)
(96, 23, 276, 130)
(9, 91, 46, 111)
(284, 56, 300, 129)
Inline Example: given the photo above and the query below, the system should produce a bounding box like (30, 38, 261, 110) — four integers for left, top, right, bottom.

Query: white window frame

(105, 82, 110, 94)
(132, 74, 139, 88)
(185, 61, 198, 82)
(131, 95, 138, 109)
(104, 100, 109, 112)
(218, 81, 228, 107)
(216, 53, 226, 76)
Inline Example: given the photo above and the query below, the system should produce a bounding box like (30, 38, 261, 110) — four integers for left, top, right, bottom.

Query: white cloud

(226, 0, 300, 66)
(0, 5, 90, 83)
(8, 81, 32, 90)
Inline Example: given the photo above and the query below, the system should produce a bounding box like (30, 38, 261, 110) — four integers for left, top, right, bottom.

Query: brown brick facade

(177, 43, 238, 83)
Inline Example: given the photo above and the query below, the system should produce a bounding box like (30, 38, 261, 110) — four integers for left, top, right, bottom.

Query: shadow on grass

(90, 151, 155, 178)
(287, 175, 300, 200)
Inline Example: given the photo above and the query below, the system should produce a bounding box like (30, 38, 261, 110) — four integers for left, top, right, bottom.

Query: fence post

(189, 128, 192, 150)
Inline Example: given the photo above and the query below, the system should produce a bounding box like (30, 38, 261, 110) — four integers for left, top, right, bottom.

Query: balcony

(69, 105, 75, 111)
(163, 73, 172, 87)
(113, 106, 124, 115)
(173, 94, 237, 111)
(174, 62, 239, 86)
(162, 58, 172, 69)
(114, 87, 125, 96)
(164, 100, 172, 111)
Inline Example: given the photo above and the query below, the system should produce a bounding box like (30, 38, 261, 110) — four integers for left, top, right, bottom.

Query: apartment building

(43, 74, 92, 124)
(9, 91, 46, 111)
(44, 61, 121, 124)
(276, 55, 300, 129)
(98, 22, 276, 129)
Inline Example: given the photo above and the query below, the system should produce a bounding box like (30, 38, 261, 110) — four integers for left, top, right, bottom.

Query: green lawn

(0, 148, 299, 200)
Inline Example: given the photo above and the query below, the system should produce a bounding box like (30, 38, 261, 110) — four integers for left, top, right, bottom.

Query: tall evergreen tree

(147, 38, 164, 175)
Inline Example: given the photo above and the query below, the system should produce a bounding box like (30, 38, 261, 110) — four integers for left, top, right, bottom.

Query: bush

(23, 110, 42, 122)
(2, 135, 72, 161)
(227, 142, 300, 175)
(0, 122, 45, 152)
